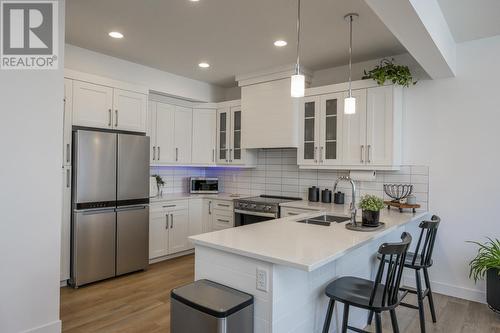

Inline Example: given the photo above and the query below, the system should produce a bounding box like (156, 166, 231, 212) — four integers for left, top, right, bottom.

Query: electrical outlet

(256, 267, 268, 292)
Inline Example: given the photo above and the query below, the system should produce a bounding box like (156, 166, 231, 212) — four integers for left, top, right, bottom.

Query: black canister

(321, 189, 332, 203)
(334, 191, 345, 204)
(308, 186, 320, 202)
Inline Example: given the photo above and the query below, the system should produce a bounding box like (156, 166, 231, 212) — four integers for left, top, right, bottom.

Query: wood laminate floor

(61, 254, 500, 332)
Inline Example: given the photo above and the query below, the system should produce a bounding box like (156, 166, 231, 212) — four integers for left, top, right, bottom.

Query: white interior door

(342, 89, 367, 166)
(113, 89, 147, 132)
(216, 108, 231, 164)
(298, 96, 320, 166)
(320, 93, 343, 165)
(149, 208, 168, 259)
(192, 108, 216, 164)
(174, 106, 193, 164)
(168, 210, 190, 254)
(155, 102, 175, 163)
(72, 81, 113, 129)
(63, 79, 73, 166)
(366, 85, 393, 166)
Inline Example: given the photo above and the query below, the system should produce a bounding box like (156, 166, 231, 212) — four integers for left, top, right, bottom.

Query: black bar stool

(322, 232, 412, 333)
(369, 215, 441, 333)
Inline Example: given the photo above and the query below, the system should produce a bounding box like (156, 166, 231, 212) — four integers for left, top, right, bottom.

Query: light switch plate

(256, 267, 268, 292)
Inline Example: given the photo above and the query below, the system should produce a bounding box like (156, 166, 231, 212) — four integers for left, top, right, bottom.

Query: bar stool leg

(423, 267, 437, 323)
(322, 299, 335, 333)
(374, 312, 383, 333)
(415, 269, 426, 333)
(367, 310, 374, 325)
(390, 309, 400, 333)
(341, 304, 350, 333)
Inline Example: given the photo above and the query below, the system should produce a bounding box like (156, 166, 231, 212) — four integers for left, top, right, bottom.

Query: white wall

(0, 1, 65, 332)
(65, 44, 226, 102)
(402, 35, 500, 302)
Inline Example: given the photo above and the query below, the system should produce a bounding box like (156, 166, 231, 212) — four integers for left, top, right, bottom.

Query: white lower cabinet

(149, 200, 190, 260)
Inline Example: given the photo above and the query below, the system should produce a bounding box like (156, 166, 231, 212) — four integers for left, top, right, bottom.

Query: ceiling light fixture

(198, 62, 210, 68)
(344, 13, 358, 115)
(291, 0, 304, 98)
(108, 31, 124, 39)
(274, 40, 287, 47)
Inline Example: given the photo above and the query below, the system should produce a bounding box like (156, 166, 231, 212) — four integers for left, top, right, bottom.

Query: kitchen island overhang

(190, 209, 431, 332)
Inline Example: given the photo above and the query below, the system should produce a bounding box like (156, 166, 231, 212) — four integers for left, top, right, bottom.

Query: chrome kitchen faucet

(333, 176, 358, 227)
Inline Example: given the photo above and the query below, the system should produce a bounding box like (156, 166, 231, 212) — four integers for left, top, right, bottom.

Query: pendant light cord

(296, 0, 301, 74)
(348, 14, 353, 98)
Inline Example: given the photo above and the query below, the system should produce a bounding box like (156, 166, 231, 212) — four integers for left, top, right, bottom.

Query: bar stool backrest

(370, 232, 412, 308)
(412, 215, 441, 267)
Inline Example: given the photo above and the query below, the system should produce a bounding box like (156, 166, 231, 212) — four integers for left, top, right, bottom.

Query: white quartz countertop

(280, 200, 352, 214)
(150, 192, 250, 203)
(190, 209, 431, 272)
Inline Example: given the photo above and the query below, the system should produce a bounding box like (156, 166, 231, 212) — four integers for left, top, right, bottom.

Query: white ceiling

(66, 0, 407, 87)
(438, 0, 500, 43)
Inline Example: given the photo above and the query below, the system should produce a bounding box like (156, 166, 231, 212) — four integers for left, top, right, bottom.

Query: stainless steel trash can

(171, 279, 254, 333)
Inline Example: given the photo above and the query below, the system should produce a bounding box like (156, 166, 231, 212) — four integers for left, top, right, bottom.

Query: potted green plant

(468, 238, 500, 313)
(359, 195, 385, 226)
(362, 58, 417, 87)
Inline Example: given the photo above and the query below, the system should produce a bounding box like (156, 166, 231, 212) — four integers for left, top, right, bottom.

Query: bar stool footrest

(400, 302, 420, 310)
(347, 325, 371, 333)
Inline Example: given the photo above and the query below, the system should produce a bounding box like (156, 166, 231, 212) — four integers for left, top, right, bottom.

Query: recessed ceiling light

(198, 62, 210, 68)
(108, 31, 124, 39)
(274, 40, 287, 47)
(189, 0, 200, 2)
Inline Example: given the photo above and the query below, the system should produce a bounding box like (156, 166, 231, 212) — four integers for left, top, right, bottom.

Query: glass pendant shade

(291, 74, 305, 97)
(344, 96, 356, 114)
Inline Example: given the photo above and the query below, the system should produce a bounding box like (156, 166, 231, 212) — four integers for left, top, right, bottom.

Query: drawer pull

(288, 212, 299, 216)
(217, 219, 230, 223)
(217, 204, 230, 207)
(163, 204, 177, 208)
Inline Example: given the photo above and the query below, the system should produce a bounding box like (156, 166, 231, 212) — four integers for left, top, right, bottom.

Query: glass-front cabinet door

(319, 92, 343, 165)
(216, 107, 230, 164)
(230, 106, 243, 164)
(298, 96, 320, 165)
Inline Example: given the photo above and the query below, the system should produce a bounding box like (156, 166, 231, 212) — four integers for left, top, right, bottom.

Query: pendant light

(291, 0, 304, 98)
(344, 13, 358, 114)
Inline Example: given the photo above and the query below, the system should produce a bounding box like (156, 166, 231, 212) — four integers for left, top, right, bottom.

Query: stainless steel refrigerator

(70, 129, 150, 287)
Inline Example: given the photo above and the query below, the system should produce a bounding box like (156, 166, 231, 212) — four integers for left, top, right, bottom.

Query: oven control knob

(250, 204, 257, 209)
(265, 206, 272, 211)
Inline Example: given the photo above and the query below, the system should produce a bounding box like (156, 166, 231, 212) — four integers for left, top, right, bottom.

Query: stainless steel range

(234, 195, 301, 226)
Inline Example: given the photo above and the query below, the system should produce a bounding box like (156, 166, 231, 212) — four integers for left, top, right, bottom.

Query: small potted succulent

(468, 238, 500, 313)
(359, 195, 385, 226)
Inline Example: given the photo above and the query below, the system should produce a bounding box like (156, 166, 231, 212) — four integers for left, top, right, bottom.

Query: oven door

(234, 209, 277, 227)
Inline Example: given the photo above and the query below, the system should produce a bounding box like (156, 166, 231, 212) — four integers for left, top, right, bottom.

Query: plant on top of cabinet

(362, 58, 416, 87)
(468, 237, 500, 313)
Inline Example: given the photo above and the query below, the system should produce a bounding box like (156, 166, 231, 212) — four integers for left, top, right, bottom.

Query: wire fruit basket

(383, 184, 413, 203)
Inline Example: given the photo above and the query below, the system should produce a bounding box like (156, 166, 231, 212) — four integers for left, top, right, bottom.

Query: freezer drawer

(72, 208, 116, 287)
(117, 133, 150, 202)
(116, 205, 149, 275)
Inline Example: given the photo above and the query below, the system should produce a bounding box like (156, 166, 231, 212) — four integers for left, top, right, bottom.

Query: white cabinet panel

(342, 89, 367, 166)
(60, 166, 71, 281)
(320, 93, 343, 165)
(155, 102, 176, 163)
(188, 198, 204, 239)
(63, 79, 73, 166)
(148, 103, 157, 164)
(168, 209, 190, 253)
(72, 81, 113, 129)
(192, 109, 216, 165)
(149, 208, 168, 259)
(113, 89, 147, 132)
(216, 107, 231, 164)
(366, 85, 393, 166)
(298, 96, 320, 166)
(174, 106, 193, 164)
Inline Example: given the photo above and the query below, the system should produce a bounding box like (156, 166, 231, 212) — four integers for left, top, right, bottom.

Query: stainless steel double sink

(296, 214, 350, 226)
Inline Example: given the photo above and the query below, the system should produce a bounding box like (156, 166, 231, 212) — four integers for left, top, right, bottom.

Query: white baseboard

(149, 249, 194, 264)
(403, 274, 486, 304)
(21, 320, 61, 333)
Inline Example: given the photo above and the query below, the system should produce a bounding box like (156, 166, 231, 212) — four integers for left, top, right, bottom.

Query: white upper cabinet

(72, 81, 113, 129)
(216, 107, 230, 164)
(173, 106, 193, 164)
(72, 80, 147, 132)
(192, 108, 216, 165)
(112, 89, 147, 132)
(216, 105, 254, 165)
(300, 81, 403, 170)
(63, 79, 73, 167)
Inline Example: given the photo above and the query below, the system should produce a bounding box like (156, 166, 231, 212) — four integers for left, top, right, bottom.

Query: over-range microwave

(190, 177, 219, 194)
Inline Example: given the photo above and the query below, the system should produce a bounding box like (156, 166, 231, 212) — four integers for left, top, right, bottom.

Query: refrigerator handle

(76, 207, 116, 215)
(115, 205, 147, 212)
(170, 214, 173, 229)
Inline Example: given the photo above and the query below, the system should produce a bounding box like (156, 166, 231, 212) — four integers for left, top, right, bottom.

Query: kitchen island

(189, 207, 430, 333)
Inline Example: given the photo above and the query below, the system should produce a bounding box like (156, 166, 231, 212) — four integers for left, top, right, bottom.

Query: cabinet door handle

(66, 169, 70, 188)
(115, 109, 118, 127)
(288, 212, 299, 216)
(153, 146, 156, 160)
(170, 214, 174, 228)
(225, 148, 229, 163)
(361, 145, 365, 163)
(108, 109, 112, 127)
(176, 148, 179, 162)
(229, 148, 233, 162)
(66, 143, 70, 163)
(158, 146, 161, 160)
(212, 148, 215, 162)
(320, 146, 324, 163)
(314, 146, 318, 163)
(208, 201, 212, 215)
(165, 214, 169, 229)
(367, 145, 371, 163)
(163, 204, 176, 208)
